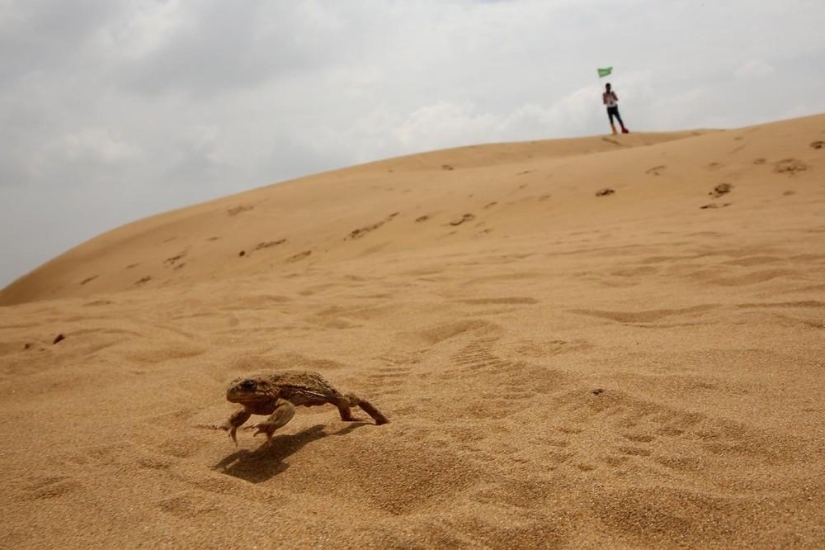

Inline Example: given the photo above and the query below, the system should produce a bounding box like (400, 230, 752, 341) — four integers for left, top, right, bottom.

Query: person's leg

(614, 108, 628, 133)
(607, 108, 617, 135)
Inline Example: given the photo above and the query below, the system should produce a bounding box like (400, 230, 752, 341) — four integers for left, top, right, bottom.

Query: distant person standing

(602, 83, 629, 135)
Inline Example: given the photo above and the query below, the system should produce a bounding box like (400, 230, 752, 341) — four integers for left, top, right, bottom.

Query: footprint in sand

(646, 165, 666, 176)
(347, 222, 385, 240)
(624, 433, 655, 443)
(254, 239, 287, 251)
(540, 386, 797, 486)
(446, 338, 566, 406)
(24, 475, 82, 501)
(810, 141, 824, 150)
(753, 158, 767, 165)
(708, 183, 733, 198)
(80, 275, 98, 286)
(449, 213, 475, 226)
(483, 201, 498, 210)
(773, 158, 808, 175)
(286, 250, 312, 262)
(164, 252, 186, 266)
(570, 305, 714, 324)
(227, 205, 254, 216)
(618, 446, 652, 457)
(135, 276, 151, 285)
(595, 188, 615, 197)
(700, 203, 732, 210)
(458, 297, 538, 306)
(415, 215, 431, 223)
(509, 339, 584, 360)
(346, 213, 399, 240)
(364, 363, 414, 397)
(82, 299, 112, 307)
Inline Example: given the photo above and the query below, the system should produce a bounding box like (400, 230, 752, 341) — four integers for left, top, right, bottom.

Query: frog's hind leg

(335, 392, 389, 425)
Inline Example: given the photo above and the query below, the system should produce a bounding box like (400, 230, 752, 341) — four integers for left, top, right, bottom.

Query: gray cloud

(1, 0, 824, 286)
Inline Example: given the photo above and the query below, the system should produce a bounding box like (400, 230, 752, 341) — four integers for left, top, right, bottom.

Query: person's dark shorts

(607, 106, 621, 123)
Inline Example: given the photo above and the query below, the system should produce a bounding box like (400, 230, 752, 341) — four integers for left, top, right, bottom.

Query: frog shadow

(213, 422, 368, 483)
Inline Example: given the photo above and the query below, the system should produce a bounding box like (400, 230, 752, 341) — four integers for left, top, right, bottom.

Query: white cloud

(91, 0, 191, 61)
(57, 128, 143, 164)
(735, 59, 776, 80)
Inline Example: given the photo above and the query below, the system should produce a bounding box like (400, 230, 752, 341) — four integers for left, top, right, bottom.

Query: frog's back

(265, 370, 337, 395)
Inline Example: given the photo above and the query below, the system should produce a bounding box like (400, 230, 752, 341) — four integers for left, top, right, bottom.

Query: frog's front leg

(253, 399, 296, 443)
(221, 408, 252, 445)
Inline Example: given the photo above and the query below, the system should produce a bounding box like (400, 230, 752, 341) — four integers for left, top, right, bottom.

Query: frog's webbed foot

(221, 409, 252, 446)
(253, 400, 296, 443)
(223, 423, 239, 445)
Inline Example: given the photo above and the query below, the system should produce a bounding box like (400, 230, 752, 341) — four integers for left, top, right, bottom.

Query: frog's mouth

(226, 392, 270, 403)
(226, 391, 265, 404)
(226, 378, 270, 404)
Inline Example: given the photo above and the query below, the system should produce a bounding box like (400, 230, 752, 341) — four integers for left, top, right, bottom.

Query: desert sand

(1, 115, 824, 548)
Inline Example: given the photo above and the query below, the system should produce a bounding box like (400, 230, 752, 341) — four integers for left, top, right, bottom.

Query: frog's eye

(240, 380, 257, 391)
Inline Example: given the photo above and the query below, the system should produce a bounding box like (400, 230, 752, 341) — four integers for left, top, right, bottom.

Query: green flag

(597, 67, 613, 78)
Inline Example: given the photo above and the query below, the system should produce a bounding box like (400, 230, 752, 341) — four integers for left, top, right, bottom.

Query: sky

(1, 0, 824, 287)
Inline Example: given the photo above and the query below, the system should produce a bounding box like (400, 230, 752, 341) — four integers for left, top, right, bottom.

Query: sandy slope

(1, 115, 824, 548)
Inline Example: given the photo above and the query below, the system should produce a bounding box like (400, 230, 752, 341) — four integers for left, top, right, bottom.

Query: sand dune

(1, 115, 824, 547)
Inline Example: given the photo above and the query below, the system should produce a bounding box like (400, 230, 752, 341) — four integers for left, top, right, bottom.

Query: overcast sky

(1, 0, 824, 287)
